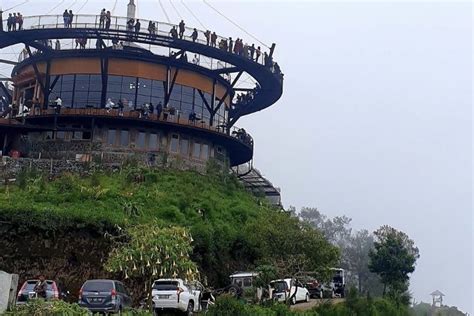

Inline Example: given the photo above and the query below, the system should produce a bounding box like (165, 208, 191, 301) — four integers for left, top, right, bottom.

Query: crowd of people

(6, 12, 23, 31)
(6, 11, 280, 71)
(234, 83, 261, 108)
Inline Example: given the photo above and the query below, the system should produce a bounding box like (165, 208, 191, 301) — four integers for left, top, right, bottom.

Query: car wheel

(227, 285, 239, 297)
(152, 309, 159, 316)
(186, 301, 194, 316)
(305, 293, 309, 302)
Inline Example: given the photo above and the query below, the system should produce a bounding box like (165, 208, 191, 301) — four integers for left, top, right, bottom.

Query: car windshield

(82, 281, 114, 292)
(271, 281, 288, 293)
(23, 281, 54, 291)
(153, 281, 179, 290)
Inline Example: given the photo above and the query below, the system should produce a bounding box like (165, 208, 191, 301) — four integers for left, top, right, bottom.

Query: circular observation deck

(1, 14, 283, 118)
(0, 14, 283, 167)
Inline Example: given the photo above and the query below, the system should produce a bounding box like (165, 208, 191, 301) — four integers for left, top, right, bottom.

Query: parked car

(304, 277, 323, 299)
(151, 279, 203, 316)
(78, 279, 132, 314)
(16, 279, 61, 304)
(229, 272, 258, 290)
(270, 278, 310, 305)
(322, 268, 346, 298)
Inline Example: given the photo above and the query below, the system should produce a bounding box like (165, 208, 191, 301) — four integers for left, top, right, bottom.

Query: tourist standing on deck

(255, 46, 261, 63)
(7, 14, 13, 31)
(17, 13, 23, 30)
(211, 32, 217, 47)
(249, 44, 255, 60)
(54, 97, 62, 114)
(228, 37, 234, 53)
(55, 39, 61, 50)
(178, 20, 185, 39)
(134, 19, 141, 37)
(191, 28, 198, 42)
(117, 99, 124, 116)
(105, 11, 112, 30)
(68, 10, 74, 28)
(156, 101, 163, 119)
(99, 9, 106, 28)
(11, 13, 17, 31)
(63, 10, 69, 27)
(169, 26, 178, 39)
(204, 30, 211, 45)
(105, 98, 114, 113)
(33, 98, 41, 115)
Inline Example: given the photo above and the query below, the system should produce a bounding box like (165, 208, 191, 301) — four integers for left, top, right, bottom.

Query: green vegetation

(3, 299, 152, 316)
(0, 166, 338, 291)
(3, 299, 89, 316)
(207, 294, 411, 316)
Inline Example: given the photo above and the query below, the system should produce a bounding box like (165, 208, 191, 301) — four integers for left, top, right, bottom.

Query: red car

(16, 279, 61, 304)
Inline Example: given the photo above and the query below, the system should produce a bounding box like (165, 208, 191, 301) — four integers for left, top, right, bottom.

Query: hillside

(0, 165, 338, 303)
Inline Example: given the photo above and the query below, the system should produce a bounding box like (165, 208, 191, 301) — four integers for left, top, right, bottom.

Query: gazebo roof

(430, 290, 445, 296)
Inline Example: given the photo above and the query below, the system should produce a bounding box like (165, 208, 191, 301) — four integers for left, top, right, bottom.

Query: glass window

(83, 131, 92, 140)
(56, 131, 66, 140)
(137, 131, 146, 149)
(73, 131, 83, 139)
(120, 130, 130, 147)
(107, 129, 116, 146)
(149, 133, 159, 150)
(192, 142, 201, 158)
(170, 134, 179, 153)
(180, 137, 189, 156)
(201, 144, 209, 160)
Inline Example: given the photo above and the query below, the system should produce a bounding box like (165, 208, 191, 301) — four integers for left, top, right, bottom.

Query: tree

(245, 211, 340, 304)
(299, 207, 352, 247)
(343, 229, 383, 296)
(368, 225, 420, 299)
(105, 224, 199, 306)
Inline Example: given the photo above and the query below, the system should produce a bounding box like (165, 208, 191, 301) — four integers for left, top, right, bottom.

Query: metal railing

(23, 107, 253, 149)
(4, 14, 272, 68)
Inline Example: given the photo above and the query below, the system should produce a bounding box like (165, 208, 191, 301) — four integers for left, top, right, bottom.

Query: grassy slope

(0, 167, 269, 229)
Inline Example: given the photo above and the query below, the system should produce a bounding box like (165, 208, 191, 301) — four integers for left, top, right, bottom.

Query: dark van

(78, 279, 132, 314)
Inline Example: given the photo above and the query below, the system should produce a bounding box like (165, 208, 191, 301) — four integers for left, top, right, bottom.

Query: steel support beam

(213, 66, 240, 74)
(100, 57, 109, 108)
(0, 82, 12, 103)
(197, 89, 212, 114)
(212, 71, 242, 119)
(43, 60, 51, 108)
(164, 68, 179, 107)
(0, 59, 17, 66)
(25, 46, 47, 99)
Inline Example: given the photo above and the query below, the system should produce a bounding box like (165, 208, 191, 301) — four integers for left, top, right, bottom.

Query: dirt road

(290, 298, 345, 311)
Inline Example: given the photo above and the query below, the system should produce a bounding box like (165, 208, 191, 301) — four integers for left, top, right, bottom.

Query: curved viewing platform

(1, 14, 284, 120)
(29, 107, 252, 148)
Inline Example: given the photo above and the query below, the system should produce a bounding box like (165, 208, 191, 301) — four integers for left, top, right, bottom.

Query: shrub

(4, 299, 89, 316)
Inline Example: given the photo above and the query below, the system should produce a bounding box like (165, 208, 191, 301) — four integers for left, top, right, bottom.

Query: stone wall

(0, 154, 209, 180)
(0, 271, 18, 313)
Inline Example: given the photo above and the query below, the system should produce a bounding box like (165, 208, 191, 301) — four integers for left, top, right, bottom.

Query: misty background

(0, 0, 471, 313)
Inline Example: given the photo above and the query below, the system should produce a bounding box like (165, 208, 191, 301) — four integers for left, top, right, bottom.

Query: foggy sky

(0, 0, 472, 313)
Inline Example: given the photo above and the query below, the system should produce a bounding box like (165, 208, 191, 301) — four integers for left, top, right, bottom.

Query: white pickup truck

(151, 279, 203, 316)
